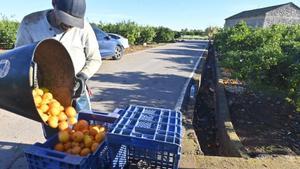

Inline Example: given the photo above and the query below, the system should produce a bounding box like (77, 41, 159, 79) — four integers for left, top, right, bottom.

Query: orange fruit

(76, 120, 89, 131)
(78, 119, 89, 126)
(54, 143, 64, 152)
(79, 142, 85, 149)
(40, 87, 49, 93)
(64, 128, 73, 134)
(73, 124, 80, 131)
(42, 92, 53, 101)
(68, 117, 77, 125)
(71, 146, 81, 155)
(82, 129, 90, 135)
(48, 101, 60, 109)
(41, 97, 51, 105)
(95, 132, 105, 143)
(58, 121, 69, 131)
(32, 90, 37, 96)
(50, 99, 59, 103)
(39, 113, 49, 122)
(63, 142, 72, 150)
(80, 148, 91, 156)
(39, 104, 49, 113)
(72, 131, 84, 142)
(58, 112, 68, 121)
(89, 126, 100, 136)
(59, 106, 64, 111)
(83, 135, 93, 148)
(58, 130, 70, 143)
(71, 142, 80, 148)
(35, 88, 44, 96)
(91, 142, 99, 152)
(99, 126, 106, 133)
(65, 106, 77, 117)
(48, 116, 58, 123)
(37, 108, 43, 114)
(48, 107, 60, 116)
(34, 96, 42, 106)
(48, 116, 59, 128)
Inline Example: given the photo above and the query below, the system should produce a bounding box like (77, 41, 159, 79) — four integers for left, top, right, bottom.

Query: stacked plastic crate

(107, 105, 183, 169)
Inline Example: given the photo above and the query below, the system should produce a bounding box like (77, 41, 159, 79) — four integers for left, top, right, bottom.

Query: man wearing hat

(15, 0, 101, 137)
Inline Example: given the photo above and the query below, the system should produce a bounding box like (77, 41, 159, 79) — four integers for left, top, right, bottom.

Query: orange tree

(0, 15, 19, 49)
(214, 22, 300, 112)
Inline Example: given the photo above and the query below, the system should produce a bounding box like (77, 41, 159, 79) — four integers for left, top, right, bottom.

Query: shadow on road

(149, 41, 206, 56)
(90, 71, 187, 111)
(148, 41, 206, 71)
(150, 48, 201, 57)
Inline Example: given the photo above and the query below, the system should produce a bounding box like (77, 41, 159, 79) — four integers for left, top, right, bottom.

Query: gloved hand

(73, 72, 88, 98)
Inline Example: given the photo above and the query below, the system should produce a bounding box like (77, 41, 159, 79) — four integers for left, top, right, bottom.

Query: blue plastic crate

(24, 111, 119, 169)
(107, 105, 183, 169)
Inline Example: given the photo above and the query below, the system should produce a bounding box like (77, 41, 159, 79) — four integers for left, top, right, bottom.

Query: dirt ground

(194, 155, 300, 169)
(220, 68, 300, 157)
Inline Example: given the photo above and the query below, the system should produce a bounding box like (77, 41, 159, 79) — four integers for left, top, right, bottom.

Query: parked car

(91, 25, 124, 60)
(108, 33, 130, 49)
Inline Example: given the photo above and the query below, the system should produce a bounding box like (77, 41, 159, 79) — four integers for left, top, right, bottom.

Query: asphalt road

(0, 40, 207, 169)
(89, 40, 207, 113)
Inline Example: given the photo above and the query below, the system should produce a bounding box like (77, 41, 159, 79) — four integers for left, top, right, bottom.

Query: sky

(0, 0, 299, 31)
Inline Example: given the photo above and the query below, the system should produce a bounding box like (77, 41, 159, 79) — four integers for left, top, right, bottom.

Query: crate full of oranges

(24, 112, 119, 169)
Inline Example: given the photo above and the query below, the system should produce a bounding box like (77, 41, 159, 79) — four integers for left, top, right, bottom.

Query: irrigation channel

(193, 44, 219, 156)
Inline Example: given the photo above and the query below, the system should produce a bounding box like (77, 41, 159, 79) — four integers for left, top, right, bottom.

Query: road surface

(89, 40, 207, 112)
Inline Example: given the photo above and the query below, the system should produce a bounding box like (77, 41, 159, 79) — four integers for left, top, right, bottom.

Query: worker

(15, 0, 101, 138)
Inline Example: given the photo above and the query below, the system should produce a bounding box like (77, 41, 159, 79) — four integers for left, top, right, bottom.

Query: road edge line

(174, 51, 204, 111)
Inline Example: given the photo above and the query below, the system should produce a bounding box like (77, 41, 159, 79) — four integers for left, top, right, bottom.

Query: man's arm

(15, 20, 33, 48)
(79, 22, 102, 78)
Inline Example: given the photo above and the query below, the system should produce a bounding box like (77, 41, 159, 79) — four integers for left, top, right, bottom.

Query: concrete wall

(264, 4, 300, 27)
(225, 16, 265, 28)
(215, 62, 248, 157)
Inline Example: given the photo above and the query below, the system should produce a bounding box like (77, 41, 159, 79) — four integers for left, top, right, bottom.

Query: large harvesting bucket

(0, 39, 75, 123)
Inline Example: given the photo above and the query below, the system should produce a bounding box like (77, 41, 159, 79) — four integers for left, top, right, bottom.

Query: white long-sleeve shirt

(15, 9, 101, 78)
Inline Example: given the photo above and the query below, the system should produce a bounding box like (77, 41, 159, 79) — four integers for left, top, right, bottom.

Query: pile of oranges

(33, 88, 106, 157)
(32, 88, 77, 131)
(55, 119, 106, 156)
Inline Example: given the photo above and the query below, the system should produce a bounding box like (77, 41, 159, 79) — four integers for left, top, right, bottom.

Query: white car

(108, 33, 130, 49)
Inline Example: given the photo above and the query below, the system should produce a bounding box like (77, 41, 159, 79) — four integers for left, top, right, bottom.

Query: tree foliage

(98, 20, 141, 45)
(214, 22, 300, 111)
(137, 26, 156, 44)
(153, 26, 175, 43)
(0, 14, 19, 49)
(205, 26, 221, 39)
(97, 20, 176, 44)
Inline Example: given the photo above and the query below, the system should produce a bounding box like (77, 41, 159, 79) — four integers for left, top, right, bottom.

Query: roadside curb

(215, 58, 249, 158)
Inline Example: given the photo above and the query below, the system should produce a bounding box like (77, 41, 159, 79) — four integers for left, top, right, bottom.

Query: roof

(225, 2, 300, 20)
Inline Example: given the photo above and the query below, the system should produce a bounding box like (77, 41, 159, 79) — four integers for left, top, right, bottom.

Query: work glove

(73, 72, 88, 98)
